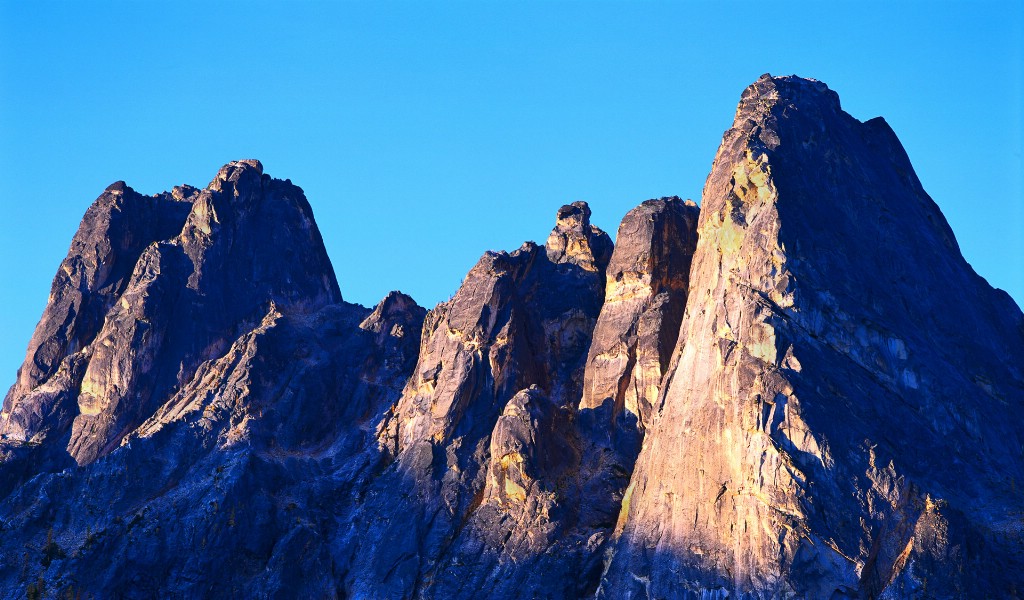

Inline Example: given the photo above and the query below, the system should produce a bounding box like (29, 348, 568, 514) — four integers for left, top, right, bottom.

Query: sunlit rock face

(547, 200, 614, 272)
(1, 74, 1023, 599)
(580, 196, 700, 432)
(575, 196, 701, 546)
(599, 74, 1024, 599)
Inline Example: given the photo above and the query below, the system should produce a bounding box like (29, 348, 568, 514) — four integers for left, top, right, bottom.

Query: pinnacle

(554, 201, 593, 231)
(738, 73, 842, 117)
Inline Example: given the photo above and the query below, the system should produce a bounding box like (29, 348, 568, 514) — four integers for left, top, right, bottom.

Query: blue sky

(1, 1, 1021, 387)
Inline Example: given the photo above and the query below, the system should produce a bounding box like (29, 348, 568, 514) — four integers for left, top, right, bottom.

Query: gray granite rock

(1, 181, 194, 446)
(576, 196, 700, 548)
(2, 74, 1023, 599)
(0, 162, 422, 598)
(599, 74, 1024, 599)
(580, 196, 699, 431)
(349, 202, 614, 599)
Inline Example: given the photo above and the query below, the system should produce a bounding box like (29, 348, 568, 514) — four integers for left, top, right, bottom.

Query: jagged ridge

(2, 75, 1022, 599)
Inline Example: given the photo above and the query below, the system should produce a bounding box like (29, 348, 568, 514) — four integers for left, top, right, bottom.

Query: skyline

(1, 1, 1021, 388)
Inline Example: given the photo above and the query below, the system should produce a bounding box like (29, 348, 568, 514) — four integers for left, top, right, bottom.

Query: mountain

(1, 75, 1022, 599)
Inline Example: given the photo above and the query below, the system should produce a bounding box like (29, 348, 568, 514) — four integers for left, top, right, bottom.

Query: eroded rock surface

(575, 196, 701, 544)
(2, 74, 1023, 599)
(580, 196, 700, 431)
(0, 161, 424, 597)
(2, 160, 342, 466)
(0, 295, 423, 597)
(600, 74, 1024, 599)
(349, 202, 615, 598)
(1, 182, 194, 446)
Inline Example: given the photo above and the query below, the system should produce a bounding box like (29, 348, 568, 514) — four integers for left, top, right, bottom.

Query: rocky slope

(1, 75, 1022, 599)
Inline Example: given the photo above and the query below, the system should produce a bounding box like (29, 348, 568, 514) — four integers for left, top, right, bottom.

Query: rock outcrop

(580, 196, 700, 432)
(2, 159, 343, 466)
(0, 161, 425, 598)
(599, 74, 1024, 599)
(1, 182, 194, 447)
(2, 74, 1023, 599)
(575, 196, 701, 546)
(347, 202, 614, 598)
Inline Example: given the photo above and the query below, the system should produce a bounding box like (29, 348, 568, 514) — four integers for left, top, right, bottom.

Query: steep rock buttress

(600, 74, 1024, 599)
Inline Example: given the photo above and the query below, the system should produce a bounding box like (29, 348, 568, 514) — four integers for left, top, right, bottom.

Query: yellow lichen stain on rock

(719, 213, 746, 256)
(78, 395, 101, 416)
(504, 478, 527, 503)
(702, 211, 738, 258)
(748, 167, 769, 189)
(500, 452, 525, 473)
(494, 452, 530, 504)
(613, 481, 635, 538)
(76, 377, 105, 415)
(747, 323, 778, 365)
(733, 162, 750, 192)
(737, 150, 777, 204)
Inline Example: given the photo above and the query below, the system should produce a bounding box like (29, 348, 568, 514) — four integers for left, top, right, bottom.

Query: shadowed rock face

(2, 160, 344, 465)
(1, 182, 194, 445)
(353, 202, 615, 599)
(599, 74, 1024, 599)
(0, 296, 425, 598)
(0, 161, 426, 598)
(2, 74, 1023, 599)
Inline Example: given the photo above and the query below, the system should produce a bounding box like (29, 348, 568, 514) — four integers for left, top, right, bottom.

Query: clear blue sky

(1, 1, 1021, 388)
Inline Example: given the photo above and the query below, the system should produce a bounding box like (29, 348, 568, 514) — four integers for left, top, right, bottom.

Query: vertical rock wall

(601, 74, 1024, 599)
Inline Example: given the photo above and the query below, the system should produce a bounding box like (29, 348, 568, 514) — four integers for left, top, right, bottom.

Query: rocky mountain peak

(208, 158, 264, 188)
(546, 200, 613, 272)
(104, 180, 129, 193)
(555, 200, 592, 228)
(2, 78, 1022, 599)
(579, 196, 699, 431)
(359, 290, 426, 343)
(171, 184, 199, 201)
(2, 159, 342, 465)
(730, 73, 844, 152)
(600, 74, 1024, 598)
(741, 73, 841, 113)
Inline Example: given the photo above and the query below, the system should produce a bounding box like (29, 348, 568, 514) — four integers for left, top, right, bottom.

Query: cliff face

(600, 75, 1024, 599)
(2, 160, 342, 466)
(0, 160, 424, 597)
(350, 201, 614, 599)
(1, 75, 1022, 599)
(1, 182, 194, 450)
